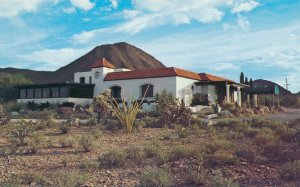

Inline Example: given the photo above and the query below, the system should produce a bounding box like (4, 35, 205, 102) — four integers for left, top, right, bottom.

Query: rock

(11, 111, 19, 116)
(254, 108, 264, 115)
(278, 106, 287, 112)
(206, 114, 219, 119)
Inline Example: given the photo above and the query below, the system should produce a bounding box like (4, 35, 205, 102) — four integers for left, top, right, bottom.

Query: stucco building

(16, 58, 247, 109)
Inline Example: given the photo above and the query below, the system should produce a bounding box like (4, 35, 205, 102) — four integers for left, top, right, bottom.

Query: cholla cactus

(0, 103, 7, 125)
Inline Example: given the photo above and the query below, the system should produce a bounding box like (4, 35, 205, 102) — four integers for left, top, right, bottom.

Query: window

(60, 87, 69, 98)
(20, 89, 26, 99)
(43, 88, 50, 98)
(35, 88, 42, 98)
(111, 86, 121, 98)
(27, 89, 34, 99)
(51, 87, 59, 98)
(141, 84, 154, 97)
(80, 77, 85, 84)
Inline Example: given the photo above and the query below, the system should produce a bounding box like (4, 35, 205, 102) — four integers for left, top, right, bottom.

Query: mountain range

(0, 42, 165, 84)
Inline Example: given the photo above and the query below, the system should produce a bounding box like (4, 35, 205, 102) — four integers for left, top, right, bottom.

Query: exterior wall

(17, 98, 92, 105)
(74, 71, 92, 84)
(193, 85, 218, 104)
(103, 77, 177, 100)
(176, 77, 196, 106)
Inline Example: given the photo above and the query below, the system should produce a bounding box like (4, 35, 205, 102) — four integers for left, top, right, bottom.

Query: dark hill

(0, 42, 165, 83)
(253, 79, 292, 95)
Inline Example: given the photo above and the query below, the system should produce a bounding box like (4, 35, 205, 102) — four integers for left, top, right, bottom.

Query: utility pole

(284, 78, 290, 90)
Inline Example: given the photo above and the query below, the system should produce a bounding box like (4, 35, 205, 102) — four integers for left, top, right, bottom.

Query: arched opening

(111, 86, 121, 98)
(141, 84, 154, 97)
(80, 77, 85, 84)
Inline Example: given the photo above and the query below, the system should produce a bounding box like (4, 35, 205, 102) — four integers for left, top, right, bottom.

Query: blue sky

(0, 0, 300, 93)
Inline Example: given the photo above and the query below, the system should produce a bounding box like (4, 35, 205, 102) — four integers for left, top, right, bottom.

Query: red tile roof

(90, 58, 116, 69)
(104, 67, 202, 81)
(199, 73, 235, 83)
(104, 67, 236, 83)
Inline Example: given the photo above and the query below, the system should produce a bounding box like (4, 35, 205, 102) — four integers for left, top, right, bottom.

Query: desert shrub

(243, 127, 260, 138)
(169, 145, 192, 161)
(81, 118, 97, 126)
(254, 128, 277, 145)
(206, 150, 237, 166)
(211, 169, 239, 187)
(30, 133, 46, 145)
(104, 119, 122, 132)
(153, 90, 192, 127)
(99, 150, 128, 168)
(92, 92, 110, 122)
(0, 103, 8, 125)
(205, 139, 235, 154)
(10, 120, 37, 144)
(214, 119, 241, 130)
(91, 128, 102, 139)
(134, 119, 146, 130)
(59, 136, 75, 148)
(5, 102, 27, 112)
(53, 171, 87, 187)
(144, 143, 169, 164)
(79, 136, 95, 152)
(280, 160, 300, 179)
(178, 128, 189, 138)
(277, 127, 297, 142)
(139, 167, 171, 187)
(126, 147, 145, 163)
(235, 145, 257, 162)
(249, 118, 278, 129)
(261, 143, 280, 157)
(143, 116, 162, 128)
(79, 160, 98, 170)
(22, 172, 46, 185)
(58, 122, 71, 134)
(187, 169, 206, 186)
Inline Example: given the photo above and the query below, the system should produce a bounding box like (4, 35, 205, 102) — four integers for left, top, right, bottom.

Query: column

(247, 94, 250, 105)
(226, 84, 230, 103)
(253, 94, 258, 107)
(237, 87, 242, 107)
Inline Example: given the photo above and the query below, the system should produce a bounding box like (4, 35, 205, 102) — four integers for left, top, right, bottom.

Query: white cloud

(237, 14, 250, 30)
(0, 0, 58, 17)
(18, 48, 90, 70)
(109, 0, 118, 9)
(212, 63, 241, 71)
(72, 0, 261, 43)
(70, 0, 95, 11)
(232, 0, 260, 14)
(63, 7, 76, 14)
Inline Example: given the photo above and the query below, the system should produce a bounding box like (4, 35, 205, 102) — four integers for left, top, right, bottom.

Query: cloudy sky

(0, 0, 299, 92)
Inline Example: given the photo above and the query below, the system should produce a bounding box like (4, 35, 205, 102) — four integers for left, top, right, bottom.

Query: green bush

(254, 128, 277, 145)
(53, 171, 87, 187)
(79, 136, 95, 152)
(205, 139, 235, 154)
(126, 147, 145, 163)
(143, 116, 161, 128)
(59, 136, 75, 148)
(169, 145, 192, 161)
(280, 160, 300, 179)
(139, 167, 171, 187)
(79, 160, 98, 170)
(10, 120, 37, 144)
(0, 103, 8, 125)
(207, 150, 237, 166)
(99, 150, 128, 168)
(211, 169, 239, 187)
(235, 145, 257, 162)
(58, 122, 71, 134)
(30, 133, 46, 145)
(22, 172, 46, 185)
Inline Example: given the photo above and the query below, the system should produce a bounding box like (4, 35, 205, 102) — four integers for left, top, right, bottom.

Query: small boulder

(206, 114, 219, 119)
(219, 110, 234, 118)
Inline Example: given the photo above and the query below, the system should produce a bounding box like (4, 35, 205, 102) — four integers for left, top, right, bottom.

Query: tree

(92, 91, 110, 122)
(0, 103, 7, 125)
(245, 77, 249, 85)
(240, 72, 245, 84)
(249, 78, 253, 87)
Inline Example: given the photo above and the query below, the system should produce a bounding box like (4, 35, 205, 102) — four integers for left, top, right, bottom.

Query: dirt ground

(0, 109, 299, 187)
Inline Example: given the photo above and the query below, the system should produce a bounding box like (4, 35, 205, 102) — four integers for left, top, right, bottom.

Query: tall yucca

(105, 87, 148, 133)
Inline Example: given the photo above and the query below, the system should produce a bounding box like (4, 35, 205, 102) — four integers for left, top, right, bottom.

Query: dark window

(20, 89, 26, 99)
(60, 87, 69, 98)
(89, 76, 92, 84)
(35, 88, 42, 98)
(80, 77, 85, 84)
(141, 84, 154, 97)
(111, 86, 121, 98)
(43, 88, 50, 98)
(51, 87, 59, 98)
(27, 89, 34, 99)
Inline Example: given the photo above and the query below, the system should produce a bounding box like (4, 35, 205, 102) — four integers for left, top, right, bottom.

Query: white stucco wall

(103, 77, 177, 100)
(17, 98, 92, 105)
(175, 77, 197, 106)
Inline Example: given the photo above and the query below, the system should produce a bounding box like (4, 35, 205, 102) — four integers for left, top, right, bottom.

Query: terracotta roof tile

(104, 67, 201, 81)
(199, 73, 235, 83)
(90, 58, 116, 69)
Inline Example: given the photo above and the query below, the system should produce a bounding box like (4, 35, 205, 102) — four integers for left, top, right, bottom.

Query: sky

(0, 0, 300, 93)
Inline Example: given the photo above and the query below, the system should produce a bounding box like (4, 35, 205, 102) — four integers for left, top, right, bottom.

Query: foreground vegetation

(0, 90, 299, 186)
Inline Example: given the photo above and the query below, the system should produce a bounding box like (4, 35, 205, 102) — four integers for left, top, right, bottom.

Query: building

(16, 58, 248, 109)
